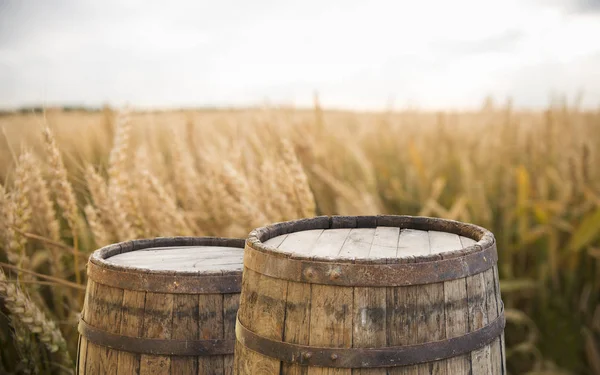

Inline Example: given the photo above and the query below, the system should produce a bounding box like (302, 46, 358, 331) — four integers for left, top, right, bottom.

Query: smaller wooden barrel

(235, 216, 506, 374)
(77, 237, 244, 375)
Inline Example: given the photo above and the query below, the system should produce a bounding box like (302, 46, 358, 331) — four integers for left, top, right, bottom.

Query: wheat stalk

(0, 267, 73, 371)
(42, 126, 81, 287)
(281, 139, 316, 217)
(84, 204, 110, 248)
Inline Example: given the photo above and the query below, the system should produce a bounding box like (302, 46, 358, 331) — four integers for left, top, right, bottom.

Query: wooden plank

(442, 234, 470, 374)
(281, 280, 312, 375)
(116, 290, 145, 374)
(369, 227, 400, 260)
(484, 266, 502, 375)
(410, 232, 446, 375)
(467, 272, 492, 375)
(263, 233, 289, 248)
(251, 272, 289, 374)
(279, 229, 324, 256)
(429, 230, 461, 254)
(459, 236, 477, 248)
(417, 281, 447, 375)
(308, 284, 353, 375)
(223, 293, 240, 375)
(338, 228, 375, 260)
(236, 267, 287, 374)
(106, 246, 243, 272)
(494, 266, 507, 374)
(310, 228, 352, 258)
(84, 280, 102, 375)
(397, 229, 430, 258)
(197, 293, 224, 374)
(352, 228, 385, 375)
(170, 294, 199, 375)
(235, 267, 261, 374)
(139, 292, 174, 375)
(352, 286, 387, 375)
(387, 283, 419, 375)
(280, 229, 323, 375)
(78, 277, 96, 374)
(95, 284, 124, 374)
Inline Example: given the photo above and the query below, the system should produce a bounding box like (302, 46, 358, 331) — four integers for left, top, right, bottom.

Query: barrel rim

(246, 215, 495, 264)
(89, 236, 245, 276)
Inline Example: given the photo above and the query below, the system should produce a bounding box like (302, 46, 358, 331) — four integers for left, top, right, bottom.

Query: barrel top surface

(249, 216, 495, 263)
(264, 227, 476, 260)
(105, 245, 243, 272)
(90, 236, 245, 275)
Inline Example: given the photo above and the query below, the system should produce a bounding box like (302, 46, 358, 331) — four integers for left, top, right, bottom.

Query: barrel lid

(89, 237, 245, 276)
(248, 216, 495, 264)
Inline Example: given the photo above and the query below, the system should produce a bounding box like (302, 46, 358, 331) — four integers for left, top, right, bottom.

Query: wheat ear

(42, 126, 81, 286)
(0, 267, 73, 369)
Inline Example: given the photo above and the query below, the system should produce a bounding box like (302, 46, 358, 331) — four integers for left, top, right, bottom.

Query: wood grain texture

(467, 272, 492, 375)
(280, 229, 323, 375)
(198, 293, 224, 374)
(236, 220, 505, 374)
(139, 292, 174, 375)
(443, 235, 470, 374)
(84, 279, 102, 375)
(95, 284, 124, 374)
(236, 268, 288, 374)
(106, 246, 243, 272)
(116, 289, 145, 374)
(352, 228, 385, 375)
(308, 284, 353, 375)
(223, 293, 240, 375)
(171, 294, 199, 375)
(79, 240, 243, 375)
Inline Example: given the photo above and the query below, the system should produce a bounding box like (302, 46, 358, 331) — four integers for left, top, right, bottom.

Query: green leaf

(567, 208, 600, 253)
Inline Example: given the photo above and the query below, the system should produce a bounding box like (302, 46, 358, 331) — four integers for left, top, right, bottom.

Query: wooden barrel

(235, 216, 506, 374)
(77, 237, 244, 374)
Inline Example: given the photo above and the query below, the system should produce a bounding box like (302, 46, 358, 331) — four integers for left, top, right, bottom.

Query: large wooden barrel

(77, 237, 244, 374)
(235, 216, 506, 374)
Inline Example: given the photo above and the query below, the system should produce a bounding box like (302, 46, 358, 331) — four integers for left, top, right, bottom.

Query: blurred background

(0, 0, 599, 374)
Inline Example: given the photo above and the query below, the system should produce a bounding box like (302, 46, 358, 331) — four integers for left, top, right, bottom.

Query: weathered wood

(236, 216, 505, 374)
(353, 228, 386, 375)
(106, 246, 243, 272)
(171, 294, 199, 374)
(140, 291, 173, 375)
(96, 283, 124, 374)
(198, 293, 224, 374)
(467, 270, 492, 375)
(308, 284, 353, 375)
(442, 234, 470, 374)
(223, 293, 240, 375)
(280, 229, 323, 375)
(116, 290, 145, 374)
(78, 237, 243, 375)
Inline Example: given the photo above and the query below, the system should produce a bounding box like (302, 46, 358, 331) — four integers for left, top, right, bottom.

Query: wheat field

(0, 103, 599, 374)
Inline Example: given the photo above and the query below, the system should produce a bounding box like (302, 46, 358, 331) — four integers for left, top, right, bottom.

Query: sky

(0, 0, 599, 110)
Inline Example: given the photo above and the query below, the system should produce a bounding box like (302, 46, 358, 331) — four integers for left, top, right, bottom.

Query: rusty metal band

(244, 243, 497, 286)
(78, 319, 234, 356)
(87, 261, 241, 294)
(236, 306, 505, 368)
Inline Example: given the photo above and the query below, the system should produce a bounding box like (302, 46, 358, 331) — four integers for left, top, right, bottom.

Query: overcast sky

(1, 0, 599, 110)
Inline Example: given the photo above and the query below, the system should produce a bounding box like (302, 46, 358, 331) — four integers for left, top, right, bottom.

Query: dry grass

(0, 103, 598, 374)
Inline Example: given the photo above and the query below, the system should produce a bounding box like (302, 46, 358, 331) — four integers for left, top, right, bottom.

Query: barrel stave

(116, 289, 145, 374)
(171, 293, 199, 374)
(198, 293, 225, 374)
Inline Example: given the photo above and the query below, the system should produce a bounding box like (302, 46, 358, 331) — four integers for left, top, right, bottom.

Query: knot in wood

(304, 268, 316, 279)
(328, 268, 342, 280)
